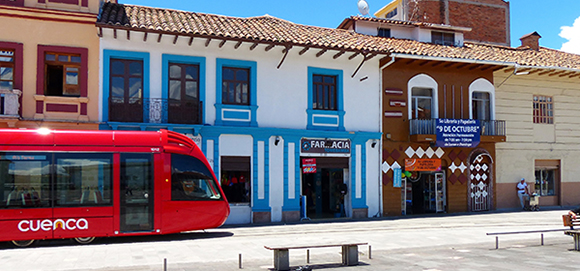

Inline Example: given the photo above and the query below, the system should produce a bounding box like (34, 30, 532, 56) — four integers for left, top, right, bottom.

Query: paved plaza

(1, 209, 578, 271)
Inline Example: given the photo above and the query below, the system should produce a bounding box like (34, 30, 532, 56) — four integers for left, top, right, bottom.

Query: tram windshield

(171, 154, 222, 201)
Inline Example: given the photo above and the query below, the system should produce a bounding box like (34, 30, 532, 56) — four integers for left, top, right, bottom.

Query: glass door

(120, 154, 153, 232)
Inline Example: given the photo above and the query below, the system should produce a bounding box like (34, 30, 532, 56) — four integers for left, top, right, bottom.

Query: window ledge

(34, 95, 89, 103)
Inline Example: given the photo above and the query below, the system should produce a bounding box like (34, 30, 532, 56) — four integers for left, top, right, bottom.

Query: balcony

(109, 97, 203, 125)
(409, 118, 506, 143)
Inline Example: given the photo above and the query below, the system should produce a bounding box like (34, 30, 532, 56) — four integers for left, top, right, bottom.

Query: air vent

(167, 132, 194, 150)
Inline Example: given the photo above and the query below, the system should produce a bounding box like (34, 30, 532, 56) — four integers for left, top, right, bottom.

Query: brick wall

(404, 0, 509, 46)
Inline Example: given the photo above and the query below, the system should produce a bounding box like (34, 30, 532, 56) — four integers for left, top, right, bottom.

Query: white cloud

(559, 16, 580, 54)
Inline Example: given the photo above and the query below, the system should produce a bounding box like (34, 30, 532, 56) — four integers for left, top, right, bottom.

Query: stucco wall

(495, 71, 580, 209)
(0, 7, 99, 125)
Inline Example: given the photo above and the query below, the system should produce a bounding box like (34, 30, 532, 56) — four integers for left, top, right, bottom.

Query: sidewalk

(1, 209, 576, 271)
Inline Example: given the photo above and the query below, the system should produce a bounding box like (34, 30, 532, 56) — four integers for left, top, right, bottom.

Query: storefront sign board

(302, 158, 317, 174)
(301, 138, 351, 154)
(435, 119, 480, 148)
(405, 159, 442, 171)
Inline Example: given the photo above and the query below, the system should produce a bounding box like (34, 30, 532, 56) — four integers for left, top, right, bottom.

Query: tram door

(120, 154, 154, 232)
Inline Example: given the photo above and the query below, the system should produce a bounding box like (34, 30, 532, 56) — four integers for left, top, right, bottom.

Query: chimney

(519, 32, 541, 51)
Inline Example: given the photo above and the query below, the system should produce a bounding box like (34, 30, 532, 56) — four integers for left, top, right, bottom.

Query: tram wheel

(74, 236, 96, 245)
(11, 240, 35, 247)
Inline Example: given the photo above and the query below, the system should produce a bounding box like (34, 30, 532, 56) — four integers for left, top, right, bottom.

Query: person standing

(516, 178, 530, 210)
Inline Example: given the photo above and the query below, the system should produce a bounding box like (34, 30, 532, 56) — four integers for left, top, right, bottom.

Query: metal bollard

(239, 253, 243, 269)
(495, 236, 499, 249)
(307, 249, 310, 264)
(541, 234, 544, 246)
(163, 258, 167, 271)
(369, 245, 372, 259)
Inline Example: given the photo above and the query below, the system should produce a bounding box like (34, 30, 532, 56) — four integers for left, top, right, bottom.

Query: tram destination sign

(435, 119, 480, 148)
(301, 138, 351, 154)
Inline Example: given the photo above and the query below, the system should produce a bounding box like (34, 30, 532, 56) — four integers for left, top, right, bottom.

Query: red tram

(0, 129, 229, 247)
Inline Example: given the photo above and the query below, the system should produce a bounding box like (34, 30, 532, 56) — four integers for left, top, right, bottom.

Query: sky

(123, 0, 580, 54)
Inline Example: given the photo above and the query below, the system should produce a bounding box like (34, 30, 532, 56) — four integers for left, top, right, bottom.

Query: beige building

(495, 33, 580, 209)
(0, 0, 111, 130)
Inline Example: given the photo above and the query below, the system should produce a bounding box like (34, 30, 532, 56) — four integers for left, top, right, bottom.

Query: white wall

(269, 136, 284, 222)
(99, 29, 380, 133)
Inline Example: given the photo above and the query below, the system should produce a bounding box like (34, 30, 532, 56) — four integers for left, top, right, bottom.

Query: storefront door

(404, 172, 446, 215)
(303, 168, 346, 219)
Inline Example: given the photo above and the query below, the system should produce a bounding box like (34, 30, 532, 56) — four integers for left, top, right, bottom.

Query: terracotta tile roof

(338, 16, 472, 32)
(97, 2, 580, 71)
(97, 2, 393, 54)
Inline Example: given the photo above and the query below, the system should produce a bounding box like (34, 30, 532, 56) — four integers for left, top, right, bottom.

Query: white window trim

(407, 74, 438, 119)
(468, 78, 495, 120)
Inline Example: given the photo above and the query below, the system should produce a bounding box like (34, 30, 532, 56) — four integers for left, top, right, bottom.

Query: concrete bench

(264, 242, 368, 271)
(563, 215, 580, 251)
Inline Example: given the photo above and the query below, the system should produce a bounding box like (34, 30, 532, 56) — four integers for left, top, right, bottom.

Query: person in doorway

(516, 178, 530, 210)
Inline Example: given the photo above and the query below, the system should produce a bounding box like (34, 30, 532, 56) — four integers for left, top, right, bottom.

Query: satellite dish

(358, 0, 369, 16)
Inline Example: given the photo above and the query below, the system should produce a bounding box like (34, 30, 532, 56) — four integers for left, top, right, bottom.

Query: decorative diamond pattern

(482, 164, 488, 171)
(392, 161, 401, 169)
(458, 174, 468, 184)
(449, 174, 458, 185)
(478, 181, 486, 190)
(458, 151, 467, 161)
(475, 155, 483, 163)
(391, 149, 401, 160)
(405, 147, 415, 158)
(482, 174, 488, 181)
(482, 190, 488, 197)
(415, 147, 425, 158)
(381, 161, 390, 173)
(475, 174, 481, 181)
(435, 147, 445, 158)
(475, 164, 481, 171)
(470, 164, 475, 170)
(458, 163, 467, 173)
(449, 162, 458, 173)
(447, 150, 457, 161)
(425, 147, 435, 158)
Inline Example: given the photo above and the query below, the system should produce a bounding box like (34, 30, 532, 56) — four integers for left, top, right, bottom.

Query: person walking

(516, 178, 530, 210)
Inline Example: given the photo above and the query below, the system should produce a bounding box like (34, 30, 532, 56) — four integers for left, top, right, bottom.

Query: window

(0, 0, 24, 7)
(533, 95, 553, 124)
(432, 31, 455, 46)
(385, 8, 397, 19)
(472, 92, 490, 120)
(215, 58, 257, 126)
(168, 63, 200, 124)
(171, 154, 222, 201)
(222, 67, 250, 105)
(45, 52, 81, 97)
(535, 169, 555, 196)
(0, 50, 14, 91)
(0, 153, 50, 208)
(0, 152, 113, 208)
(54, 153, 112, 206)
(312, 74, 337, 110)
(411, 87, 433, 119)
(378, 28, 391, 38)
(220, 156, 250, 204)
(109, 58, 144, 122)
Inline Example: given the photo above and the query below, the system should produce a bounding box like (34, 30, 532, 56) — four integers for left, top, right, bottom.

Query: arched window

(469, 78, 495, 120)
(408, 74, 438, 119)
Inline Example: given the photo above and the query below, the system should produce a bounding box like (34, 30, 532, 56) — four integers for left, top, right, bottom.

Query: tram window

(54, 153, 113, 206)
(0, 153, 50, 208)
(171, 154, 222, 201)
